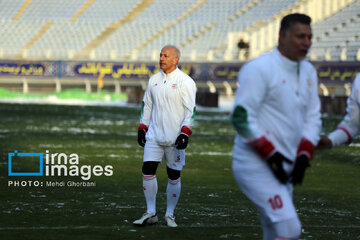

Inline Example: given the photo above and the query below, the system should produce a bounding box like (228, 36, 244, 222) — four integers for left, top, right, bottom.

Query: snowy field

(0, 102, 359, 240)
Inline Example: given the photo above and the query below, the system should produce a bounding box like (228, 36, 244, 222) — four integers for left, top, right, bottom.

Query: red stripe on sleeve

(181, 126, 192, 136)
(297, 138, 314, 159)
(337, 126, 352, 144)
(138, 123, 148, 132)
(248, 136, 275, 159)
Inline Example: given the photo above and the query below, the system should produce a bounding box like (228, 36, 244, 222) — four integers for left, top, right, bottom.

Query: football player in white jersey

(316, 73, 360, 149)
(133, 45, 196, 227)
(231, 14, 321, 240)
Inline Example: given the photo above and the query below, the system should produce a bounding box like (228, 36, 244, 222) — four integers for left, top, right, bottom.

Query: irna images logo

(8, 150, 43, 176)
(8, 150, 113, 180)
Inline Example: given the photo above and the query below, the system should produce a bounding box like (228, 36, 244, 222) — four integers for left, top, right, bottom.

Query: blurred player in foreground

(133, 45, 196, 227)
(231, 13, 321, 240)
(316, 73, 360, 149)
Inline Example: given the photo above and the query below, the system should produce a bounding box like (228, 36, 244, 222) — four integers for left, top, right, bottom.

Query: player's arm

(292, 67, 321, 185)
(317, 125, 353, 150)
(298, 68, 321, 156)
(231, 63, 290, 183)
(328, 74, 360, 147)
(175, 78, 196, 149)
(317, 74, 360, 151)
(231, 62, 273, 157)
(138, 80, 153, 147)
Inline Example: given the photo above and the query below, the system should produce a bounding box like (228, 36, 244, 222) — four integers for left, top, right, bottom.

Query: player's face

(159, 47, 178, 74)
(279, 23, 312, 61)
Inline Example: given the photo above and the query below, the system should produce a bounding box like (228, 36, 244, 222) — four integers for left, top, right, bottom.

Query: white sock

(143, 174, 157, 215)
(165, 177, 181, 217)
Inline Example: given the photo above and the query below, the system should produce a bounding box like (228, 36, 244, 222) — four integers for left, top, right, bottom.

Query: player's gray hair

(162, 45, 181, 59)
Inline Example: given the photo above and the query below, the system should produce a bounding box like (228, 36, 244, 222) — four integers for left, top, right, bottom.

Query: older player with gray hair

(133, 45, 196, 227)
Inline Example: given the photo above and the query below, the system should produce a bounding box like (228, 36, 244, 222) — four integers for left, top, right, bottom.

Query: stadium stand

(100, 0, 204, 61)
(0, 0, 359, 62)
(0, 0, 358, 113)
(230, 0, 358, 61)
(310, 0, 360, 61)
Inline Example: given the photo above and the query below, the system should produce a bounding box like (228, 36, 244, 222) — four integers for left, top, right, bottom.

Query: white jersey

(232, 48, 321, 162)
(140, 68, 196, 146)
(329, 73, 360, 147)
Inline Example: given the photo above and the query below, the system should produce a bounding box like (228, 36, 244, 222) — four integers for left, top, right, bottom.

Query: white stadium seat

(0, 0, 358, 62)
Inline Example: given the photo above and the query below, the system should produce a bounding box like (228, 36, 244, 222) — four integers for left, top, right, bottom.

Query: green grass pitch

(0, 103, 359, 240)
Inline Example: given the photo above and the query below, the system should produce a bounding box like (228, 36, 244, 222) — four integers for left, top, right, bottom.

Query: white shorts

(143, 140, 185, 171)
(232, 147, 297, 223)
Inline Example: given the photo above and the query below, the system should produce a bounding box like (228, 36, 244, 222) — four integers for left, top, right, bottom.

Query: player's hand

(291, 154, 310, 185)
(315, 136, 332, 150)
(266, 152, 292, 184)
(137, 129, 146, 147)
(175, 133, 189, 149)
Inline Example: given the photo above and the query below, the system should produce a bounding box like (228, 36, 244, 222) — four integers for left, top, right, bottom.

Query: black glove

(291, 154, 310, 185)
(266, 152, 292, 184)
(137, 129, 146, 147)
(175, 133, 189, 149)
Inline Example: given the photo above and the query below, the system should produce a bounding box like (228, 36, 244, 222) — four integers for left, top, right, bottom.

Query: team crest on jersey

(307, 78, 313, 87)
(172, 84, 177, 88)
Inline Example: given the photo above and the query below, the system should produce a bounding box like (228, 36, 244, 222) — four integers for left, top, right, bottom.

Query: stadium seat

(0, 0, 358, 62)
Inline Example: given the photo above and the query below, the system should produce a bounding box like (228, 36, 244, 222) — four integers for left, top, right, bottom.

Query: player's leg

(164, 147, 185, 227)
(259, 211, 301, 240)
(232, 150, 300, 238)
(273, 217, 302, 240)
(142, 161, 159, 216)
(259, 211, 276, 240)
(134, 141, 164, 226)
(165, 167, 181, 222)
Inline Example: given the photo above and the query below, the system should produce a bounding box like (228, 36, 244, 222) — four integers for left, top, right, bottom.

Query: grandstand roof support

(70, 0, 95, 23)
(74, 0, 155, 60)
(15, 22, 54, 59)
(124, 0, 208, 60)
(227, 0, 259, 22)
(179, 22, 217, 49)
(12, 0, 33, 21)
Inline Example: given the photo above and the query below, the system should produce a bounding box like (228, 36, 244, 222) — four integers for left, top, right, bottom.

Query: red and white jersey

(232, 48, 321, 161)
(140, 68, 196, 146)
(329, 73, 360, 147)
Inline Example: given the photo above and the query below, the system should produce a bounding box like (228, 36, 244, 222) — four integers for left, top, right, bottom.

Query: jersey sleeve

(232, 61, 268, 140)
(329, 74, 360, 146)
(180, 77, 196, 134)
(139, 79, 153, 127)
(231, 61, 275, 158)
(300, 65, 322, 146)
